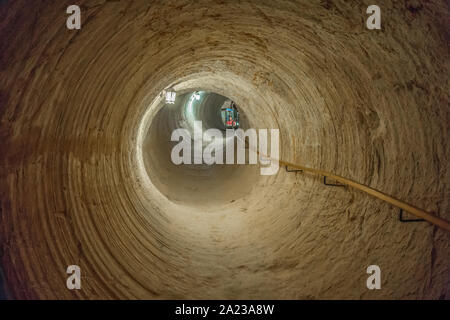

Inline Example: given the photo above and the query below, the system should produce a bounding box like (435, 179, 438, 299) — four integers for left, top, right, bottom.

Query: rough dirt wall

(0, 0, 449, 299)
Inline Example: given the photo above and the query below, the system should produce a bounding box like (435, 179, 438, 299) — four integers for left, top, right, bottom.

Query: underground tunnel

(142, 90, 259, 208)
(0, 0, 449, 300)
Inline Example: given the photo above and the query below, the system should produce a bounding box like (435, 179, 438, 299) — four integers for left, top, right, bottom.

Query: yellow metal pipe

(245, 133, 450, 232)
(280, 159, 450, 232)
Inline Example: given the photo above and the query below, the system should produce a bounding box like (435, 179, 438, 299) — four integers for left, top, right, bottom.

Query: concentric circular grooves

(0, 0, 449, 299)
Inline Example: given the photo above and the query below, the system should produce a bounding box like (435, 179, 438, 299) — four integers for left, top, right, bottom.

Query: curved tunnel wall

(0, 0, 449, 299)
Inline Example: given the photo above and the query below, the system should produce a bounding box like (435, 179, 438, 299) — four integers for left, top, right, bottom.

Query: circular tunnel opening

(142, 90, 260, 209)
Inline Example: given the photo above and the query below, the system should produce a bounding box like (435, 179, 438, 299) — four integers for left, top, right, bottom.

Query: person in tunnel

(226, 116, 234, 127)
(222, 102, 239, 129)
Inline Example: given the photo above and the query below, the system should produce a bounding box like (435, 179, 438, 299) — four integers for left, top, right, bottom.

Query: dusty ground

(0, 0, 449, 299)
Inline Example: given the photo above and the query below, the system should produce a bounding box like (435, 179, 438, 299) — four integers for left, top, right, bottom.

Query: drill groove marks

(0, 0, 449, 299)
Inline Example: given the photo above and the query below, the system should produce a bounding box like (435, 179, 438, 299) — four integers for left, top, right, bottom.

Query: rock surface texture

(0, 0, 449, 299)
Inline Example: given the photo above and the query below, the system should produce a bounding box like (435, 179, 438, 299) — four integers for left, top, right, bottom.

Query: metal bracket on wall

(285, 165, 303, 173)
(323, 176, 345, 187)
(399, 209, 426, 223)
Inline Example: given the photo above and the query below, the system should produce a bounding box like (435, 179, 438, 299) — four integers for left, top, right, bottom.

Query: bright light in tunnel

(165, 90, 176, 104)
(187, 91, 201, 115)
(193, 91, 200, 100)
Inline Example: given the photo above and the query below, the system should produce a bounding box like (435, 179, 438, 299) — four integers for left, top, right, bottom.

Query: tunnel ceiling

(0, 0, 449, 299)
